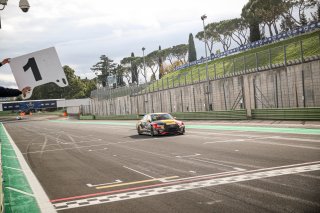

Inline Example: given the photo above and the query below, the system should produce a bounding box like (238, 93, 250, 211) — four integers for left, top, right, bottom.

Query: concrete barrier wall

(83, 60, 320, 117)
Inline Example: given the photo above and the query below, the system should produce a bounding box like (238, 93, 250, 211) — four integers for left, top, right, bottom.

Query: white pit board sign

(10, 47, 69, 99)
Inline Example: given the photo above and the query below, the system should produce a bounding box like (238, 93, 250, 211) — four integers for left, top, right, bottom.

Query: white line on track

(201, 135, 320, 150)
(2, 166, 23, 171)
(5, 187, 35, 197)
(160, 170, 246, 183)
(22, 137, 159, 154)
(176, 153, 201, 158)
(86, 180, 123, 188)
(190, 157, 245, 171)
(187, 131, 320, 141)
(123, 166, 155, 179)
(53, 161, 320, 211)
(251, 140, 320, 150)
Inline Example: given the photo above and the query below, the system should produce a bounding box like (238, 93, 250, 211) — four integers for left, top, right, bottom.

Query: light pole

(201, 14, 209, 81)
(0, 0, 30, 28)
(201, 14, 212, 111)
(142, 47, 147, 83)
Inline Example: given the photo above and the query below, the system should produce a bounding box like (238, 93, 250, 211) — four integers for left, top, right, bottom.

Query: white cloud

(1, 0, 248, 84)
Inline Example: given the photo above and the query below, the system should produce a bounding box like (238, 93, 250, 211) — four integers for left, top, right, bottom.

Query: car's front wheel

(137, 126, 143, 135)
(180, 127, 185, 135)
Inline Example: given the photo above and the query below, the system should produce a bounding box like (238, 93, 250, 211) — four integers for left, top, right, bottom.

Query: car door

(140, 115, 148, 132)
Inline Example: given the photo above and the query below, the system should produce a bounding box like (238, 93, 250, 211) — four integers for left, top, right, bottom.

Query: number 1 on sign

(23, 57, 42, 81)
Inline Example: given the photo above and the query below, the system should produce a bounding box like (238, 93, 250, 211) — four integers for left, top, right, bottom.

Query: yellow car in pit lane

(136, 113, 185, 136)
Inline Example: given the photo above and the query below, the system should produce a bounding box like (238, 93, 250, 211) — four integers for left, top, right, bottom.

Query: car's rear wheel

(137, 126, 143, 135)
(150, 127, 155, 137)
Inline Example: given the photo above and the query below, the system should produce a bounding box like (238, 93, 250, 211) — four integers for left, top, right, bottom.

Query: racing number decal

(23, 57, 42, 81)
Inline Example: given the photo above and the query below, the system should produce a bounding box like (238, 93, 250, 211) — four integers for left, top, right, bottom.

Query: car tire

(181, 127, 185, 135)
(150, 127, 155, 137)
(137, 126, 143, 135)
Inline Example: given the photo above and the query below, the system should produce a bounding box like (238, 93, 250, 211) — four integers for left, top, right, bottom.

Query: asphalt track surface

(3, 116, 320, 213)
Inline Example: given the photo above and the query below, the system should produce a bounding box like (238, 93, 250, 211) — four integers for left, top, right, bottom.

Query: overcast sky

(0, 0, 248, 88)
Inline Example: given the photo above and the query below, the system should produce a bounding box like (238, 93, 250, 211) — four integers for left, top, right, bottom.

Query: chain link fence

(87, 32, 320, 116)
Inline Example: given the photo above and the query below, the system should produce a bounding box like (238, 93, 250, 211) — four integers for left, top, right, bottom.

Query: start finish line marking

(52, 161, 320, 211)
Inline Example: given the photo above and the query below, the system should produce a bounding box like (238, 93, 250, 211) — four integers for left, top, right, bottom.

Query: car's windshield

(151, 114, 173, 121)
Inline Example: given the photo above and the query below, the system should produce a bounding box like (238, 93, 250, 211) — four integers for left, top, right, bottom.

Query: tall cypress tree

(130, 52, 138, 84)
(158, 45, 164, 79)
(188, 33, 197, 62)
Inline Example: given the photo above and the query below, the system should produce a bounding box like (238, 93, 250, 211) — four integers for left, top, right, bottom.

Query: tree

(145, 50, 160, 81)
(162, 47, 175, 66)
(241, 0, 262, 42)
(130, 53, 139, 84)
(121, 53, 140, 85)
(195, 22, 219, 55)
(250, 0, 287, 36)
(215, 20, 233, 51)
(82, 77, 97, 97)
(158, 46, 165, 79)
(300, 11, 308, 25)
(283, 0, 317, 26)
(113, 65, 126, 87)
(310, 2, 320, 22)
(171, 44, 188, 63)
(280, 14, 296, 31)
(226, 18, 249, 46)
(30, 65, 94, 100)
(90, 55, 116, 87)
(188, 33, 197, 62)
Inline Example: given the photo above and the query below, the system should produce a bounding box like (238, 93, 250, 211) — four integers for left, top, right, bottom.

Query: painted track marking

(176, 153, 201, 158)
(96, 176, 179, 189)
(52, 162, 320, 211)
(86, 180, 122, 188)
(123, 166, 155, 179)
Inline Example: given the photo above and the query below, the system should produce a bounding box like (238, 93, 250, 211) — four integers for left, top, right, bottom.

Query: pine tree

(300, 11, 308, 26)
(188, 33, 197, 62)
(249, 21, 261, 42)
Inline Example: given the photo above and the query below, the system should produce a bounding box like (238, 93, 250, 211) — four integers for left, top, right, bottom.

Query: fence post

(269, 48, 272, 68)
(283, 45, 287, 66)
(167, 77, 169, 89)
(223, 61, 226, 76)
(178, 75, 181, 87)
(185, 74, 187, 85)
(300, 40, 304, 63)
(162, 78, 164, 90)
(233, 58, 235, 74)
(243, 55, 246, 73)
(255, 52, 258, 71)
(198, 67, 200, 82)
(191, 69, 194, 84)
(172, 76, 175, 87)
(214, 63, 216, 79)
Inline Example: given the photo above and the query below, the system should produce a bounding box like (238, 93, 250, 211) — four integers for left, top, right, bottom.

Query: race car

(136, 113, 185, 136)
